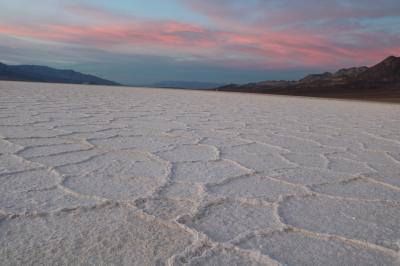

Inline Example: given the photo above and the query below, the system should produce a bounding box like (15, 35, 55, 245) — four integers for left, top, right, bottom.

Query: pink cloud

(1, 1, 399, 70)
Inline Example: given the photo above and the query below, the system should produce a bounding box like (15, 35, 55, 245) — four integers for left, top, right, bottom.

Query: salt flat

(0, 81, 399, 265)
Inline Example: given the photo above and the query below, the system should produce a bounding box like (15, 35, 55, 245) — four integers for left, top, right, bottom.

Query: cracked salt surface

(0, 81, 400, 265)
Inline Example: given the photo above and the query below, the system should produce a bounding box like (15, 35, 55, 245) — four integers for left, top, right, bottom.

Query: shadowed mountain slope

(216, 56, 400, 102)
(0, 62, 120, 86)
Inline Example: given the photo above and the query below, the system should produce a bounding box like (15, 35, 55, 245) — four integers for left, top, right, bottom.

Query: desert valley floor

(0, 81, 399, 265)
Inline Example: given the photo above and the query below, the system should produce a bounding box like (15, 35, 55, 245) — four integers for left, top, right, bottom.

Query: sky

(0, 0, 399, 84)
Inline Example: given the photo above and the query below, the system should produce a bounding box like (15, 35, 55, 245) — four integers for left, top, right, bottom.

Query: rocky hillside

(216, 56, 400, 101)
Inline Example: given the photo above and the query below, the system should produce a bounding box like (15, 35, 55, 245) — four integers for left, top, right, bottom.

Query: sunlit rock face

(0, 81, 399, 265)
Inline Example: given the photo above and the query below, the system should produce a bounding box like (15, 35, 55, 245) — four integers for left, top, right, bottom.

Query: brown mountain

(334, 66, 368, 78)
(356, 56, 400, 83)
(216, 56, 400, 102)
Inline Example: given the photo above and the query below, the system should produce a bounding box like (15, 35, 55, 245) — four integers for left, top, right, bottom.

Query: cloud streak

(0, 0, 399, 82)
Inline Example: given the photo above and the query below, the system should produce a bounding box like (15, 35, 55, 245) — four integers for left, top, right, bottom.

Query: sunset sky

(1, 0, 399, 84)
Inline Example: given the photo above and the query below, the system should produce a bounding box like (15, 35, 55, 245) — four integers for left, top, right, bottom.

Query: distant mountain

(144, 81, 224, 89)
(0, 62, 121, 86)
(216, 56, 400, 101)
(356, 56, 400, 83)
(333, 66, 369, 78)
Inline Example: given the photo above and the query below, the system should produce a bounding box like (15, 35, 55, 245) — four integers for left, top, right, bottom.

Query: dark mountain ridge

(0, 62, 121, 86)
(216, 56, 400, 101)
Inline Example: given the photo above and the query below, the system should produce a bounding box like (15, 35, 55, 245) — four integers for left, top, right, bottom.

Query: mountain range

(1, 56, 399, 102)
(128, 81, 224, 89)
(148, 80, 224, 89)
(0, 63, 120, 86)
(216, 56, 400, 101)
(0, 62, 223, 89)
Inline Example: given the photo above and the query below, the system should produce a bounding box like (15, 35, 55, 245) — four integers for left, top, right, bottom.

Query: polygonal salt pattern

(1, 81, 399, 265)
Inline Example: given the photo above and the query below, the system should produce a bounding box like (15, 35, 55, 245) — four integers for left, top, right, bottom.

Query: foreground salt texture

(0, 81, 399, 265)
